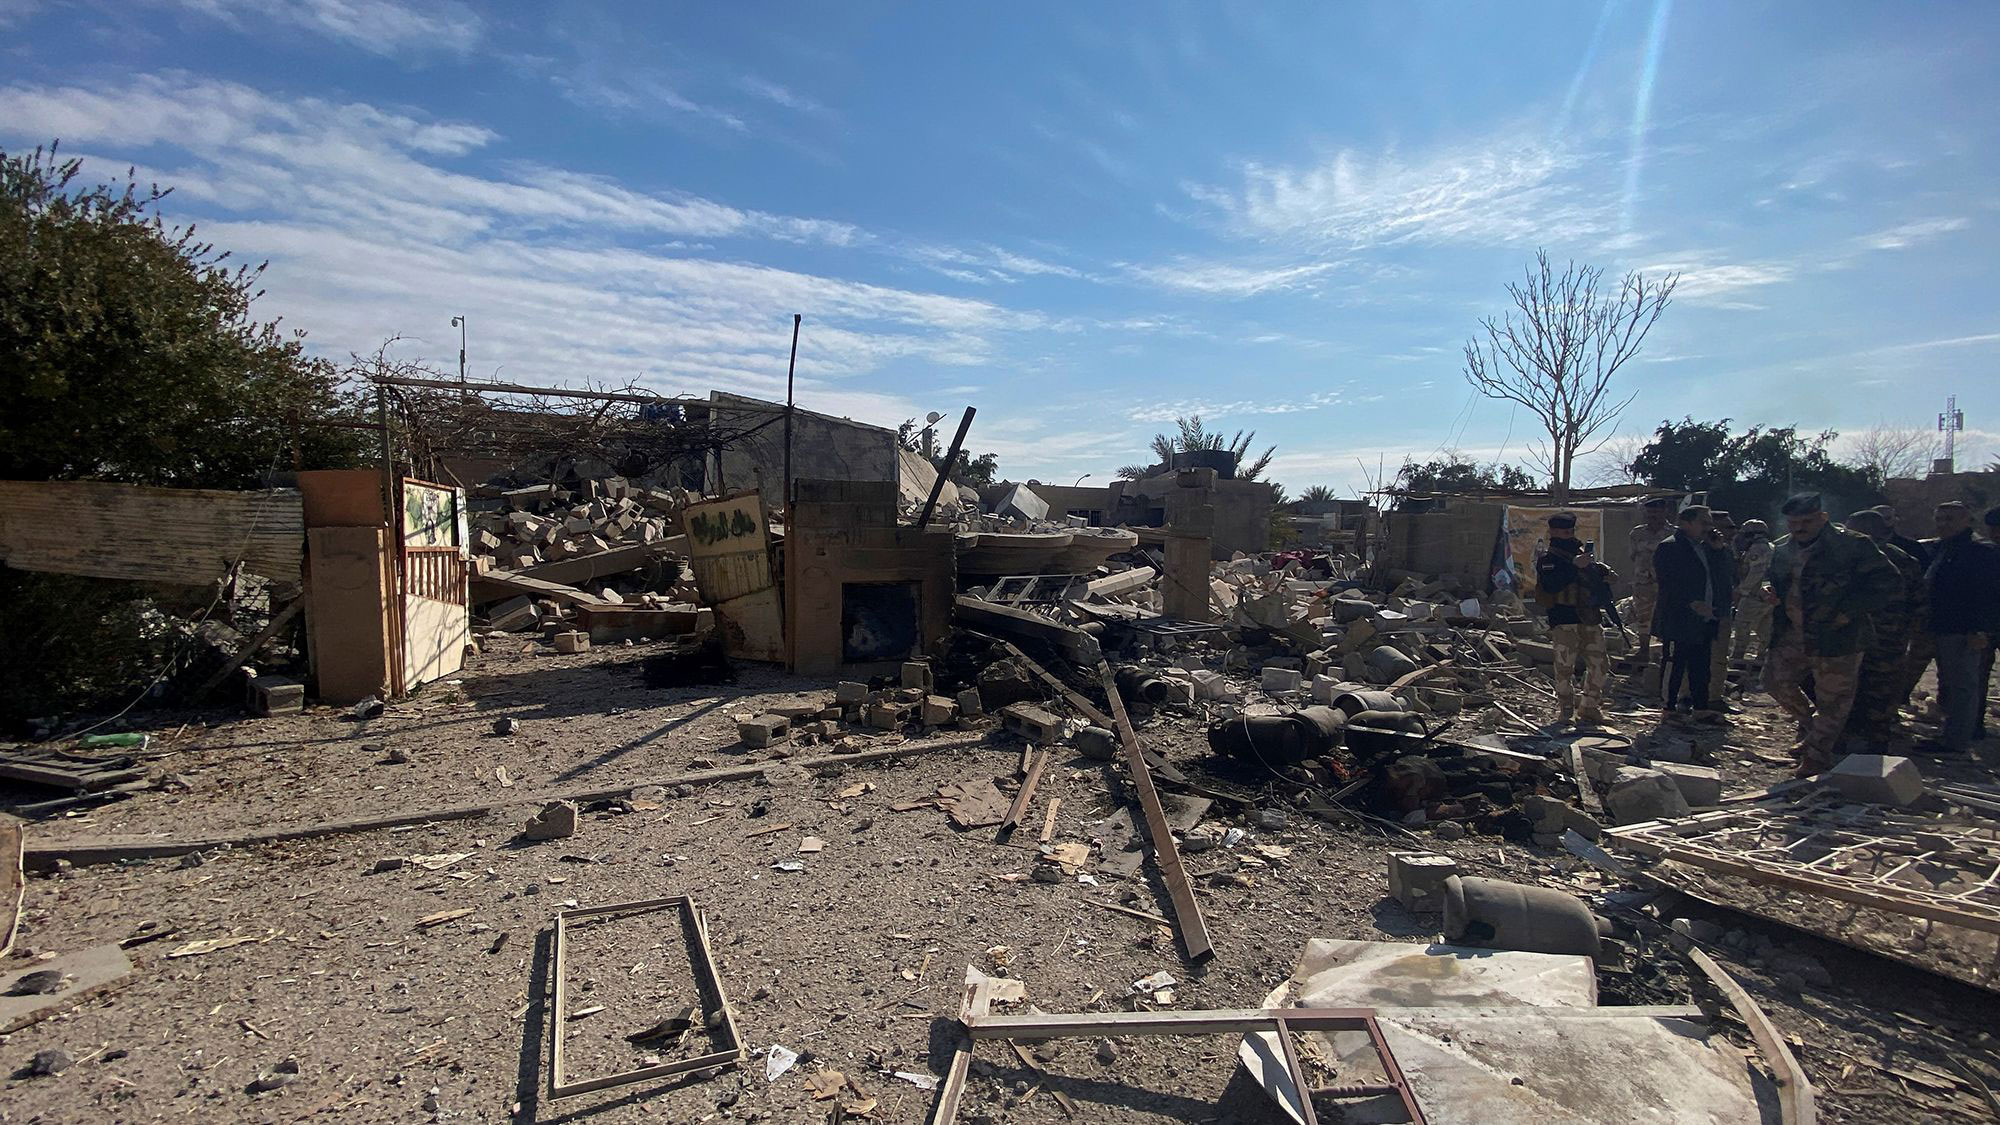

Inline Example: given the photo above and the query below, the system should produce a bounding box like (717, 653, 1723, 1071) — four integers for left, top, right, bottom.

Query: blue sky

(3, 1, 1996, 493)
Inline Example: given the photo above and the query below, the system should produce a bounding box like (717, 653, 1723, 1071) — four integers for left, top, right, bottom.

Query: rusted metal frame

(549, 895, 745, 1099)
(1605, 821, 2000, 934)
(963, 1007, 1425, 1125)
(999, 750, 1049, 837)
(1096, 660, 1214, 963)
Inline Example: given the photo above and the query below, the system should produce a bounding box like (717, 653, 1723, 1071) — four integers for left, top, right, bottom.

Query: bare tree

(1846, 422, 1941, 485)
(1581, 433, 1648, 486)
(1463, 251, 1677, 503)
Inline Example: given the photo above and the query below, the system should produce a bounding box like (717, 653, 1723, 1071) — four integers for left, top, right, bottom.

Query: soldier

(1843, 509, 1924, 740)
(1534, 512, 1615, 726)
(1731, 519, 1775, 670)
(1706, 511, 1739, 702)
(1628, 497, 1674, 667)
(1762, 493, 1898, 776)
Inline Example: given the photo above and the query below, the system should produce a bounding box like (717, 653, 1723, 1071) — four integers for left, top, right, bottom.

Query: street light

(1072, 473, 1092, 487)
(450, 316, 466, 382)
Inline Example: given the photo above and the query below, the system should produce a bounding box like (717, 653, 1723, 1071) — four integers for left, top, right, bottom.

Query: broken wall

(708, 392, 898, 504)
(785, 479, 955, 678)
(0, 479, 303, 585)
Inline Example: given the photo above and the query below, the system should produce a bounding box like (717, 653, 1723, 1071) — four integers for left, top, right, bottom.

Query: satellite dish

(925, 411, 944, 425)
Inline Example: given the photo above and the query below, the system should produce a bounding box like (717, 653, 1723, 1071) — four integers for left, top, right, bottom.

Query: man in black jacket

(1925, 502, 2000, 751)
(1654, 505, 1722, 715)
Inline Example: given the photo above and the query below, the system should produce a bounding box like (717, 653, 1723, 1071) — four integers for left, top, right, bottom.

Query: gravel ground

(2, 641, 1997, 1123)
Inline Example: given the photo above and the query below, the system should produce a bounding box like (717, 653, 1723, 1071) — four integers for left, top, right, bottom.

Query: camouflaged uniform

(1628, 520, 1672, 650)
(1762, 525, 1898, 770)
(1850, 540, 1925, 734)
(1535, 545, 1614, 722)
(1731, 539, 1775, 662)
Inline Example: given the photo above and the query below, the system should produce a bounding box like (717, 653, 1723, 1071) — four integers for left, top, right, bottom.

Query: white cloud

(0, 72, 1047, 413)
(1125, 392, 1347, 422)
(163, 0, 483, 57)
(913, 244, 1088, 285)
(1635, 258, 1794, 304)
(1861, 217, 1969, 251)
(736, 76, 829, 116)
(1119, 259, 1335, 297)
(1184, 127, 1612, 250)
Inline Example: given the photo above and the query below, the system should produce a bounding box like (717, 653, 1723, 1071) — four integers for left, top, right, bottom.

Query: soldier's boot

(1576, 706, 1605, 727)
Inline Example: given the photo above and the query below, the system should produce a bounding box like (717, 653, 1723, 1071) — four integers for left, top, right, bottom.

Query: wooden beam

(369, 373, 766, 410)
(993, 640, 1112, 727)
(1687, 948, 1814, 1125)
(1096, 660, 1214, 963)
(966, 1007, 1379, 1040)
(26, 735, 989, 869)
(191, 600, 303, 702)
(928, 966, 999, 1125)
(999, 751, 1048, 836)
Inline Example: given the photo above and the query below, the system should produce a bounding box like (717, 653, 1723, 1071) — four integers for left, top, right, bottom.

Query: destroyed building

(3, 380, 1998, 1125)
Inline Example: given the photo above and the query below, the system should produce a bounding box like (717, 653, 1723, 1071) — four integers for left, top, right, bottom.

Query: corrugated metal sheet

(0, 480, 304, 585)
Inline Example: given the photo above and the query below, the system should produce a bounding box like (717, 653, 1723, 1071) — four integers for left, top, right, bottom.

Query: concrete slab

(0, 944, 135, 1033)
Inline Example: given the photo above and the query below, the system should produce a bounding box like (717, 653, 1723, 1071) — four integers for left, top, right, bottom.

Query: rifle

(1584, 561, 1633, 644)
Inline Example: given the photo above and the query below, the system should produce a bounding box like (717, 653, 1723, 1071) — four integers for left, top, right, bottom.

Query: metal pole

(783, 314, 801, 509)
(918, 407, 976, 529)
(458, 316, 467, 383)
(375, 384, 395, 521)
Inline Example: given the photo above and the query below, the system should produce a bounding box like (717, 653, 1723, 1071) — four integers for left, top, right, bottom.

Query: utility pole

(451, 316, 467, 383)
(1938, 394, 1964, 473)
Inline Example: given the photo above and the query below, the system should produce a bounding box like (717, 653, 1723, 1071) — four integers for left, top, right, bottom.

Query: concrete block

(1189, 670, 1241, 702)
(248, 675, 304, 716)
(999, 703, 1063, 745)
(737, 714, 791, 748)
(921, 694, 958, 726)
(524, 800, 577, 841)
(900, 661, 934, 692)
(866, 702, 911, 730)
(955, 688, 984, 717)
(1261, 667, 1304, 693)
(1388, 852, 1459, 912)
(1824, 754, 1923, 807)
(1606, 766, 1692, 825)
(552, 631, 590, 654)
(835, 681, 869, 705)
(488, 595, 539, 632)
(1654, 762, 1722, 808)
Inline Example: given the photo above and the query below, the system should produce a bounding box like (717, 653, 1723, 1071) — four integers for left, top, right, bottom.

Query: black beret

(1547, 512, 1577, 528)
(1780, 492, 1822, 516)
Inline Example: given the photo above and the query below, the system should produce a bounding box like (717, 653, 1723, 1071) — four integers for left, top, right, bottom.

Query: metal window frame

(549, 895, 745, 1099)
(955, 1006, 1427, 1125)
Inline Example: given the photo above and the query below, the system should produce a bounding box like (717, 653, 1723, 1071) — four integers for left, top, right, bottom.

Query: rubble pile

(465, 475, 692, 576)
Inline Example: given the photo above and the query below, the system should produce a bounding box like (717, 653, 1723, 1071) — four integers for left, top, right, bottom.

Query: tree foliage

(1, 144, 364, 726)
(1395, 454, 1537, 496)
(1462, 250, 1676, 500)
(897, 418, 999, 490)
(1297, 484, 1338, 503)
(1, 144, 364, 487)
(1117, 413, 1276, 481)
(1630, 417, 1881, 522)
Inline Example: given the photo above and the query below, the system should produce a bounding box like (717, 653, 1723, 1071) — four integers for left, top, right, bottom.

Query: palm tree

(1298, 484, 1337, 502)
(1118, 414, 1277, 481)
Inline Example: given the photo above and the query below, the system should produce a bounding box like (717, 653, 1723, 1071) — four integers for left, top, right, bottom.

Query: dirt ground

(3, 639, 1998, 1123)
